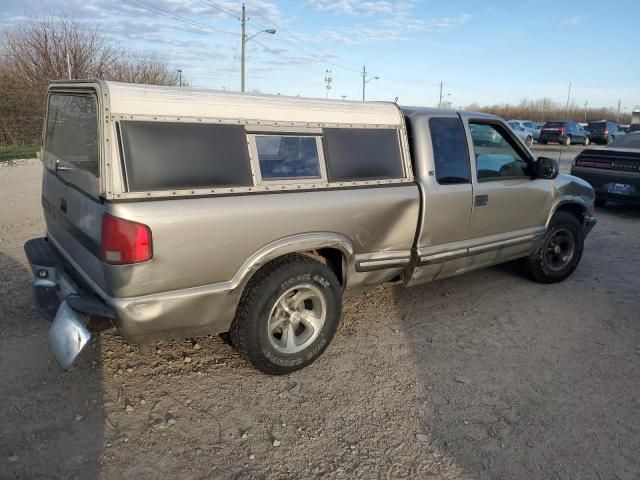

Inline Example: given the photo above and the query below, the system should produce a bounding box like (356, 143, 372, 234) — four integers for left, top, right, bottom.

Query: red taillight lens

(101, 214, 152, 265)
(559, 127, 566, 133)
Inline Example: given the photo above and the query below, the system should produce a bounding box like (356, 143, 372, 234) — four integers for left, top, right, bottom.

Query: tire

(523, 211, 584, 284)
(525, 136, 533, 147)
(563, 135, 571, 146)
(594, 197, 607, 208)
(606, 135, 613, 145)
(584, 136, 590, 146)
(230, 254, 342, 374)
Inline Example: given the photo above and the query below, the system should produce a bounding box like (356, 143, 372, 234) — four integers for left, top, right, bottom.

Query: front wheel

(563, 135, 572, 146)
(230, 254, 342, 374)
(523, 212, 584, 283)
(584, 136, 590, 146)
(525, 136, 533, 147)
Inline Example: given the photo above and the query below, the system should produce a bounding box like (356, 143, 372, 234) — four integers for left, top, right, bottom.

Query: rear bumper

(570, 167, 640, 205)
(539, 133, 565, 143)
(24, 237, 114, 369)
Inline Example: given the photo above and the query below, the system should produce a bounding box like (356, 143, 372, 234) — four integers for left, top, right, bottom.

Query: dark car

(539, 121, 590, 146)
(570, 132, 640, 207)
(626, 124, 640, 134)
(586, 120, 625, 145)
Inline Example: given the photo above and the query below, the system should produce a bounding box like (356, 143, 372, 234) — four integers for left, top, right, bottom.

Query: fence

(0, 88, 47, 147)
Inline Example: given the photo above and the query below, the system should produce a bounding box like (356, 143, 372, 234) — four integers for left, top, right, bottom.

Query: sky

(1, 0, 639, 110)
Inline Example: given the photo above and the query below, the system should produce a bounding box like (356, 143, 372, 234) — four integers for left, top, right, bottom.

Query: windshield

(609, 133, 640, 149)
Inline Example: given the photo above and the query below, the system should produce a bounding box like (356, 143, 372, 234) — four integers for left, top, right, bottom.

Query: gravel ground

(1, 150, 639, 480)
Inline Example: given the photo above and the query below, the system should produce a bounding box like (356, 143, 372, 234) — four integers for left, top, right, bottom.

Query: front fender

(546, 173, 595, 227)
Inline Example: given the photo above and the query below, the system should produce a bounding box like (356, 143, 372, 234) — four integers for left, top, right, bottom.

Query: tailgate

(41, 90, 107, 293)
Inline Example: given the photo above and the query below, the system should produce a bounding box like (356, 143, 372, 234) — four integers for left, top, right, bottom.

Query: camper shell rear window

(119, 121, 252, 191)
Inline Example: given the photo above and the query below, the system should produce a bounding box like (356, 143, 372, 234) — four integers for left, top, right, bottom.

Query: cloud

(424, 13, 471, 32)
(558, 15, 583, 27)
(304, 0, 401, 16)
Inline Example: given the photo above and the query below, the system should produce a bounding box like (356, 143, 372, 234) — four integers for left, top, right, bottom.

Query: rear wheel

(525, 136, 533, 147)
(524, 212, 584, 283)
(563, 135, 572, 146)
(584, 136, 590, 146)
(606, 135, 613, 145)
(230, 254, 342, 374)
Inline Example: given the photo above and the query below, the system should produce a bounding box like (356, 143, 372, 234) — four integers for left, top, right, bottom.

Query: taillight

(559, 127, 566, 133)
(604, 129, 609, 135)
(101, 214, 152, 264)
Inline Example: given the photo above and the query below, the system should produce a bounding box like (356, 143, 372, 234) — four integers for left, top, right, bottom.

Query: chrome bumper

(24, 237, 114, 369)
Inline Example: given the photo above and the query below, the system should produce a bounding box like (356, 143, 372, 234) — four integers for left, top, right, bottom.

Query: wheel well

(305, 248, 345, 287)
(554, 203, 585, 223)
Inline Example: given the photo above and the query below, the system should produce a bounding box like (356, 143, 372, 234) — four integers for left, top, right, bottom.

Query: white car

(507, 121, 534, 146)
(509, 119, 541, 141)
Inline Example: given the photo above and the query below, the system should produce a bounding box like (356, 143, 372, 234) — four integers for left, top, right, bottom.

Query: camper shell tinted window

(119, 121, 252, 191)
(44, 93, 99, 176)
(323, 128, 404, 182)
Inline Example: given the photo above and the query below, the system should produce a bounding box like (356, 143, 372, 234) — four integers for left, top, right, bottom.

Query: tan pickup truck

(25, 80, 596, 374)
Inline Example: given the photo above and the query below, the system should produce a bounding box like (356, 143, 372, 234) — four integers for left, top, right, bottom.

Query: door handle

(474, 195, 489, 206)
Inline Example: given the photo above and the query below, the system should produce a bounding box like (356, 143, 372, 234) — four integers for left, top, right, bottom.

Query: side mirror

(536, 157, 559, 179)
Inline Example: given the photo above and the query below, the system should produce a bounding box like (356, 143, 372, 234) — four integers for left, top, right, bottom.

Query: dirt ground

(1, 148, 639, 480)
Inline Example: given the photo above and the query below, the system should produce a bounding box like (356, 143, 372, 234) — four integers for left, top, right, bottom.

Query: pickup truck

(25, 80, 596, 374)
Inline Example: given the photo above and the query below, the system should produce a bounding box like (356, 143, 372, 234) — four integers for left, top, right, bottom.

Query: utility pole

(541, 98, 547, 122)
(324, 69, 332, 98)
(361, 65, 379, 102)
(66, 52, 72, 80)
(583, 100, 588, 122)
(177, 69, 182, 87)
(240, 3, 246, 92)
(616, 99, 621, 122)
(438, 81, 443, 108)
(362, 65, 367, 102)
(565, 82, 572, 119)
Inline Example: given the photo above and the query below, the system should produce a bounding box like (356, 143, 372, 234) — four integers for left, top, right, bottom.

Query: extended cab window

(255, 135, 321, 180)
(429, 117, 470, 184)
(119, 121, 252, 191)
(469, 122, 530, 182)
(323, 128, 404, 182)
(44, 93, 99, 176)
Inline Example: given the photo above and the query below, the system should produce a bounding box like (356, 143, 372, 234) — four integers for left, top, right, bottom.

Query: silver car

(24, 80, 597, 374)
(507, 121, 534, 146)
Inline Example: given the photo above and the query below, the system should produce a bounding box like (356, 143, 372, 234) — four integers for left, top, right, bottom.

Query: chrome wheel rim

(543, 228, 575, 271)
(267, 284, 326, 354)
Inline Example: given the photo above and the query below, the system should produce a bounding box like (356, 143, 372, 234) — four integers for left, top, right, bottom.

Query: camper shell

(26, 80, 596, 373)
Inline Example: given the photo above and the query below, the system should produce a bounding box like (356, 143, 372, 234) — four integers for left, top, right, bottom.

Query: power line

(201, 0, 240, 20)
(121, 0, 239, 36)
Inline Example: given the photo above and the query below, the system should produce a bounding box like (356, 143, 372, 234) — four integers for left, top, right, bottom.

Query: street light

(240, 3, 276, 92)
(177, 69, 182, 87)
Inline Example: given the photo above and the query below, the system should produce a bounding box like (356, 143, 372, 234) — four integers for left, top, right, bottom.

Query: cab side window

(429, 117, 470, 184)
(469, 121, 530, 182)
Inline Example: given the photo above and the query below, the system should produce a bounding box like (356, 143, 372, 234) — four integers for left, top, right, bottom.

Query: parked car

(469, 123, 502, 145)
(571, 132, 640, 207)
(25, 80, 597, 374)
(539, 121, 591, 146)
(586, 120, 625, 145)
(507, 121, 534, 146)
(508, 120, 541, 141)
(628, 124, 640, 133)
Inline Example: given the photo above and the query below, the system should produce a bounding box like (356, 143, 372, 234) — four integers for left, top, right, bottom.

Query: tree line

(0, 18, 179, 146)
(465, 98, 632, 125)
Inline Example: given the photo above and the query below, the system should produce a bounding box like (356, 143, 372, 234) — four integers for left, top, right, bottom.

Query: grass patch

(0, 144, 39, 161)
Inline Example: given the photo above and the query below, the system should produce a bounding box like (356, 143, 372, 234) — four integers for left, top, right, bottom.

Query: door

(461, 115, 554, 269)
(405, 111, 474, 285)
